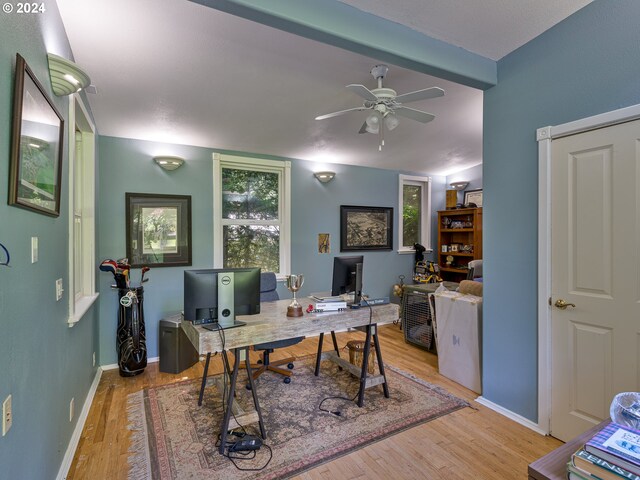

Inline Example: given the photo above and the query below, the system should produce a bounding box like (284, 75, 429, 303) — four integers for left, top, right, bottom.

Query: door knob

(554, 299, 576, 310)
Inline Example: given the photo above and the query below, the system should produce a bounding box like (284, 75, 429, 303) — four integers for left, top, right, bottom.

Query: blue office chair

(249, 272, 304, 384)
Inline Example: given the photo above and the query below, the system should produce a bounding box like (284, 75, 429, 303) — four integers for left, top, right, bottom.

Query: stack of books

(568, 422, 640, 480)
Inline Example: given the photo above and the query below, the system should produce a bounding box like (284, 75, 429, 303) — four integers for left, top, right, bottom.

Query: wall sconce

(449, 181, 469, 191)
(314, 171, 336, 183)
(47, 53, 91, 96)
(154, 156, 185, 171)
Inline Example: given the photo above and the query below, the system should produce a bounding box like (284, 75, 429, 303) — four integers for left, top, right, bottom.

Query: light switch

(31, 237, 38, 263)
(56, 278, 64, 301)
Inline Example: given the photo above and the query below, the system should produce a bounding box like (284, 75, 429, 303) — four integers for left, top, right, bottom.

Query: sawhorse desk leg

(314, 331, 340, 376)
(315, 324, 389, 407)
(217, 347, 266, 455)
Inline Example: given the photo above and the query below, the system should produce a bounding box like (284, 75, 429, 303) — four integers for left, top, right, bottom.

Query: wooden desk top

(180, 298, 399, 354)
(528, 420, 610, 480)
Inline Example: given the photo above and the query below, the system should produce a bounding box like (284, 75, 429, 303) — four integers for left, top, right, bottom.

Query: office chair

(467, 259, 483, 281)
(248, 272, 304, 385)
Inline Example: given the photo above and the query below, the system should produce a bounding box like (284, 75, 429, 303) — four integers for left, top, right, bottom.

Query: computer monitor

(331, 255, 364, 305)
(183, 267, 261, 330)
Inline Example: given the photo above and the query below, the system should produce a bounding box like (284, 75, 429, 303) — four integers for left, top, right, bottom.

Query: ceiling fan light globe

(366, 113, 379, 127)
(365, 124, 379, 134)
(385, 114, 399, 131)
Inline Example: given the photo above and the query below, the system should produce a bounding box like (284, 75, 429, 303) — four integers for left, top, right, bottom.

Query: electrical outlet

(31, 236, 38, 263)
(3, 395, 12, 436)
(69, 398, 74, 422)
(56, 278, 64, 301)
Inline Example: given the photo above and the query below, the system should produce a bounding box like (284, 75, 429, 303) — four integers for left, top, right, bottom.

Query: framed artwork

(318, 233, 330, 254)
(463, 189, 483, 207)
(9, 54, 64, 216)
(126, 193, 192, 267)
(340, 205, 393, 251)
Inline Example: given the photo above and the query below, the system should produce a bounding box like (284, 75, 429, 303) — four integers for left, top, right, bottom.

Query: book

(572, 447, 640, 480)
(567, 461, 598, 480)
(315, 301, 347, 311)
(585, 423, 640, 475)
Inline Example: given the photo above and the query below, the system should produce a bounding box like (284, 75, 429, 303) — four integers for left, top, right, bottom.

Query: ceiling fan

(315, 65, 444, 150)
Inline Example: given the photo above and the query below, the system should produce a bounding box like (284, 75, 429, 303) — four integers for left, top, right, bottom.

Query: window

(398, 174, 432, 253)
(213, 154, 290, 276)
(68, 94, 98, 326)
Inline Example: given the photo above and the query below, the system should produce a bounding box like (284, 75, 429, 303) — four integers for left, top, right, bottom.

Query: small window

(214, 154, 290, 276)
(398, 174, 431, 253)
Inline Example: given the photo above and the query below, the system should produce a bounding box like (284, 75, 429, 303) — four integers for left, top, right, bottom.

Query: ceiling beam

(189, 0, 497, 90)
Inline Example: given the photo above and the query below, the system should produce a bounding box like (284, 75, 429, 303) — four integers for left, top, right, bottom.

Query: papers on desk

(310, 293, 344, 302)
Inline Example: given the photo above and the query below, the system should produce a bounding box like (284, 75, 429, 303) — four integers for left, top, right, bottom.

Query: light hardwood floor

(67, 324, 562, 479)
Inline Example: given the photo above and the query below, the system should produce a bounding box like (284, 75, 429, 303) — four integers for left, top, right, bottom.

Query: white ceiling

(56, 0, 591, 176)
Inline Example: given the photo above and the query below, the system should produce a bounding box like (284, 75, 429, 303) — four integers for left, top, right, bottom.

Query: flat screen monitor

(331, 255, 364, 305)
(183, 267, 260, 330)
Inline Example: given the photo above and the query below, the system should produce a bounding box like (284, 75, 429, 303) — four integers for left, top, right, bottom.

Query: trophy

(286, 274, 304, 317)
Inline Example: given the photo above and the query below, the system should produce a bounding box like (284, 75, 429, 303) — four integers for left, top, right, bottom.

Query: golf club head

(99, 259, 118, 274)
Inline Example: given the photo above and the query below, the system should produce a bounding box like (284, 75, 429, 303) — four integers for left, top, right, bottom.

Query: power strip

(229, 435, 263, 452)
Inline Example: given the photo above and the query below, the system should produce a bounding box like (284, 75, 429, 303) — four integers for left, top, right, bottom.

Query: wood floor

(67, 324, 562, 479)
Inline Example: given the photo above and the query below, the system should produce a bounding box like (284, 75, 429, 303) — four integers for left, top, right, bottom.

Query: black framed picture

(9, 54, 64, 216)
(463, 189, 483, 207)
(340, 205, 393, 251)
(126, 193, 192, 267)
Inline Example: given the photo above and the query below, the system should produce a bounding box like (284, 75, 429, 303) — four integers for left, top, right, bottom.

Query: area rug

(127, 354, 468, 479)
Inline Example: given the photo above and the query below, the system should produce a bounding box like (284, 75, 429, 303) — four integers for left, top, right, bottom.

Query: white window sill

(68, 293, 99, 327)
(397, 248, 433, 255)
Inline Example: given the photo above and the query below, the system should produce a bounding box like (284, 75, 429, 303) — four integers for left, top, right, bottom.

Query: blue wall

(0, 7, 99, 479)
(483, 0, 640, 421)
(97, 136, 445, 364)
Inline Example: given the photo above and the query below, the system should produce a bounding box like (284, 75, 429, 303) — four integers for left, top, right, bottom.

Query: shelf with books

(438, 208, 482, 282)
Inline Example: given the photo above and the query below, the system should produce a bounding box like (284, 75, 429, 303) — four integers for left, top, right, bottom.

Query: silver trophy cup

(286, 274, 304, 317)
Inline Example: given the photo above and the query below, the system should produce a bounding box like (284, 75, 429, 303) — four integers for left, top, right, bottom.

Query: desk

(180, 298, 399, 454)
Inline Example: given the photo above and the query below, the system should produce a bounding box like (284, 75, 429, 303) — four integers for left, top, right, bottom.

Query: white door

(551, 119, 640, 441)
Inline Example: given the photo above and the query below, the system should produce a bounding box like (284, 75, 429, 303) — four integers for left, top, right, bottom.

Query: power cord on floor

(318, 391, 359, 416)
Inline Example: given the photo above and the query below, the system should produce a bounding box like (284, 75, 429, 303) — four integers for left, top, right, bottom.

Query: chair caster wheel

(246, 384, 252, 390)
(283, 377, 291, 384)
(287, 363, 294, 369)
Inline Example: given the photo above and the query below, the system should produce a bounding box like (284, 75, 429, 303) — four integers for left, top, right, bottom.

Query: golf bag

(116, 286, 147, 376)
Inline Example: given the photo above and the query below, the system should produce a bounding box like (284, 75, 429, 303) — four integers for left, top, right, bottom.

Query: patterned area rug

(127, 354, 468, 479)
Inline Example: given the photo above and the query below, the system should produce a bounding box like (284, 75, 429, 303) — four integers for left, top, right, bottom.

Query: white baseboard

(475, 396, 547, 436)
(101, 356, 159, 371)
(56, 367, 102, 480)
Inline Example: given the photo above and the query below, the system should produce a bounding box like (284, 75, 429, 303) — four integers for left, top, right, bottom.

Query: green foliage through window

(221, 167, 281, 272)
(403, 184, 421, 247)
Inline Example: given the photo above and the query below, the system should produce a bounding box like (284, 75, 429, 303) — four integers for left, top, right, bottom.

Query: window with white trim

(68, 94, 98, 326)
(213, 154, 290, 276)
(398, 174, 432, 253)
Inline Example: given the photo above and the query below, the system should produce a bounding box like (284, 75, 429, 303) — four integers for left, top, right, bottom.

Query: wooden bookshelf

(437, 208, 482, 282)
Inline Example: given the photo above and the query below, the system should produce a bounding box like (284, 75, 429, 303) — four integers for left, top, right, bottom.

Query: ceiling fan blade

(394, 87, 445, 104)
(346, 84, 378, 102)
(394, 106, 435, 123)
(315, 106, 368, 120)
(358, 121, 368, 134)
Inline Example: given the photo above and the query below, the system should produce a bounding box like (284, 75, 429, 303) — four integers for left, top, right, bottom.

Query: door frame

(537, 103, 640, 435)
